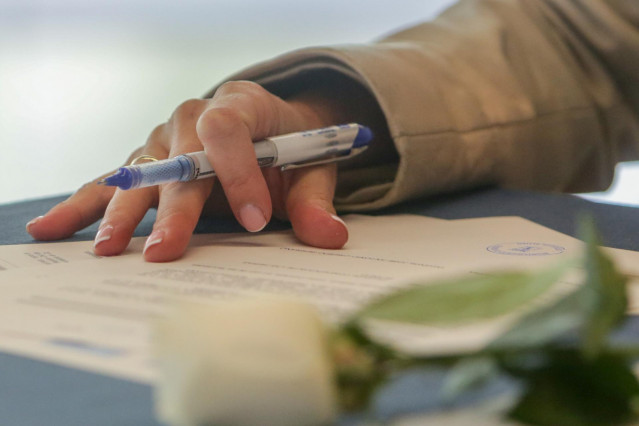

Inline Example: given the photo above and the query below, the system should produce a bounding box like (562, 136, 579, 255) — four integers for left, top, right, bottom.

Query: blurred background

(1, 0, 638, 206)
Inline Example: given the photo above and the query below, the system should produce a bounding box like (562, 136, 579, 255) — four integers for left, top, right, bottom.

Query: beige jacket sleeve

(212, 0, 639, 212)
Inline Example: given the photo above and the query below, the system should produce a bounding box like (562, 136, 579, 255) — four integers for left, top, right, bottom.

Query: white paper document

(0, 237, 147, 270)
(0, 214, 637, 383)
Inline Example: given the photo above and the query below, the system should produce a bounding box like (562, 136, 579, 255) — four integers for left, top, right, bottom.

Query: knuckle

(139, 124, 169, 155)
(196, 106, 244, 141)
(211, 81, 279, 137)
(147, 123, 166, 142)
(217, 80, 264, 97)
(170, 98, 205, 123)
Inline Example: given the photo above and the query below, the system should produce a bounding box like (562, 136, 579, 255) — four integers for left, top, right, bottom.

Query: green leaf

(355, 265, 568, 326)
(487, 217, 628, 354)
(579, 218, 628, 358)
(342, 217, 637, 425)
(487, 287, 583, 351)
(507, 351, 639, 426)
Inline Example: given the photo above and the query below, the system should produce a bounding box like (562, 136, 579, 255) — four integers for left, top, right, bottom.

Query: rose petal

(153, 298, 337, 426)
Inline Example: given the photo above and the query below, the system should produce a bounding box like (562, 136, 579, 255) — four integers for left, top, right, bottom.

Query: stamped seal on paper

(486, 242, 566, 256)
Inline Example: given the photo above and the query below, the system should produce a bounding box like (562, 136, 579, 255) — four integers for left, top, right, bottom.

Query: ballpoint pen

(99, 123, 373, 190)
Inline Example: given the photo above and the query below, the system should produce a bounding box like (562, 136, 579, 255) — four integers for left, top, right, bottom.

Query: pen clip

(279, 146, 369, 171)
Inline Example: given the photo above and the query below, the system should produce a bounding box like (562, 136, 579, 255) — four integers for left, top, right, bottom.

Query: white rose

(152, 299, 337, 426)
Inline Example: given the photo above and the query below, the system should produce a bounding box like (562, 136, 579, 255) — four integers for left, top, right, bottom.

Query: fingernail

(239, 204, 267, 232)
(26, 216, 44, 233)
(144, 230, 165, 254)
(94, 225, 114, 247)
(330, 214, 347, 228)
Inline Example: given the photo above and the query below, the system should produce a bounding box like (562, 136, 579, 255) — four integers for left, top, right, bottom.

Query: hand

(26, 81, 350, 261)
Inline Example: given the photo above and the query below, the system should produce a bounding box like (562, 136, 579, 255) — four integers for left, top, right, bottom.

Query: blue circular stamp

(487, 242, 566, 256)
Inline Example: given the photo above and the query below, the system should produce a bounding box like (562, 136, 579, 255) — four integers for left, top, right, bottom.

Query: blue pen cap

(100, 156, 192, 190)
(353, 125, 373, 148)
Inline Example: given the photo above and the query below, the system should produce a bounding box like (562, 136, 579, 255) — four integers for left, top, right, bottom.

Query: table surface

(2, 187, 639, 425)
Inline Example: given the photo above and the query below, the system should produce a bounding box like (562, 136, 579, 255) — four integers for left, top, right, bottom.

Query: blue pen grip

(129, 156, 193, 188)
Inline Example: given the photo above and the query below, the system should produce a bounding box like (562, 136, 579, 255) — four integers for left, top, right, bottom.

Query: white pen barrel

(166, 125, 361, 182)
(254, 141, 278, 168)
(270, 125, 359, 166)
(187, 142, 279, 180)
(185, 151, 214, 180)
